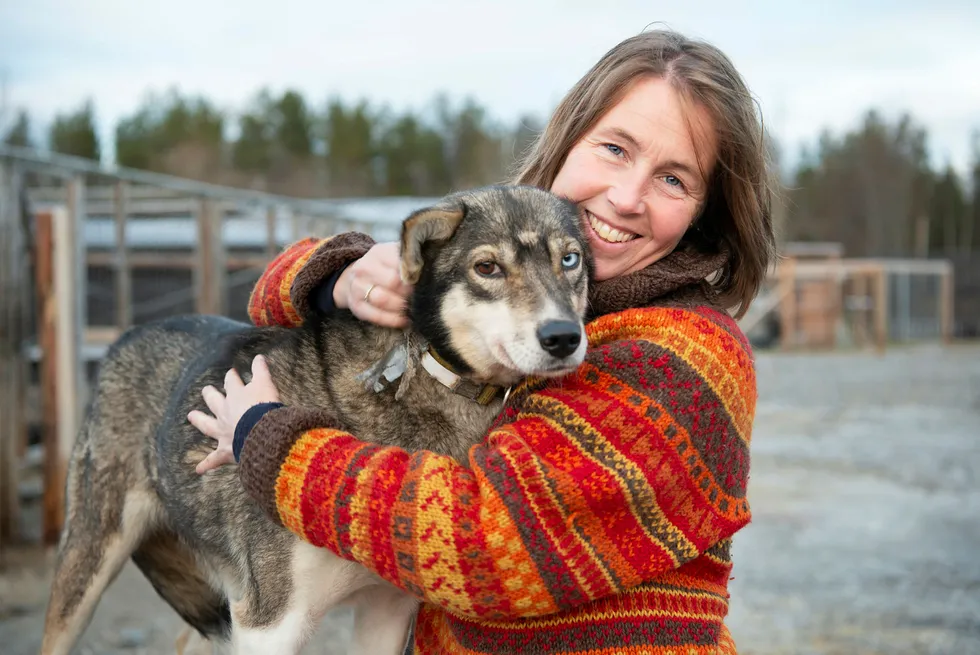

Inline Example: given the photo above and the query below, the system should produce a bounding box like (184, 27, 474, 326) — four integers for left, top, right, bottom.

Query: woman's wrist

(233, 402, 286, 462)
(312, 264, 351, 315)
(332, 265, 353, 310)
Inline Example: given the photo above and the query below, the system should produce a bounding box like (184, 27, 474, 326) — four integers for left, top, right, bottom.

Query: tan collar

(421, 347, 504, 406)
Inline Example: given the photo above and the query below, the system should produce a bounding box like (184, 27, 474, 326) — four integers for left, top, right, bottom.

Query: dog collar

(421, 348, 503, 406)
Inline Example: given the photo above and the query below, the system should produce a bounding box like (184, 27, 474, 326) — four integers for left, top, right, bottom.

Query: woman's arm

(237, 305, 757, 621)
(248, 232, 376, 328)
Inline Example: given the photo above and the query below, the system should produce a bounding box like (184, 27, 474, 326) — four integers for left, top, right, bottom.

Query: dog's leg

(226, 540, 317, 655)
(230, 603, 315, 655)
(131, 528, 231, 641)
(41, 488, 161, 655)
(348, 587, 419, 655)
(229, 538, 380, 655)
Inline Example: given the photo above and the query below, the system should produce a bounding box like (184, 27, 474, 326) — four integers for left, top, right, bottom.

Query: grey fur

(40, 185, 591, 655)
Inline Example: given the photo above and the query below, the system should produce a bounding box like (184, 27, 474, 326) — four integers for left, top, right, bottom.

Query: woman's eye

(561, 252, 581, 269)
(603, 143, 624, 157)
(474, 261, 502, 277)
(664, 175, 683, 188)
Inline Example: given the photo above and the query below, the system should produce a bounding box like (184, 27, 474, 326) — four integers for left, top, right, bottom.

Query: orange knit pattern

(247, 236, 326, 327)
(241, 241, 757, 654)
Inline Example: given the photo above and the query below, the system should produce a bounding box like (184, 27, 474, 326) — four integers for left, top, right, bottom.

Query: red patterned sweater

(238, 235, 756, 654)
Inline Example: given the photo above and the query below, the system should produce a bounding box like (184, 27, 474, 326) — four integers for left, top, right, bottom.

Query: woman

(191, 27, 776, 654)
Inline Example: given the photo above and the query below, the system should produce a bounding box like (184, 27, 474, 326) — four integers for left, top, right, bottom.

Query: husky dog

(40, 185, 592, 655)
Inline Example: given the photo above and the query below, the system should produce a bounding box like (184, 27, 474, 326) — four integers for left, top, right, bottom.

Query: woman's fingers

(356, 277, 408, 314)
(382, 264, 414, 301)
(352, 281, 408, 328)
(187, 409, 221, 439)
(335, 242, 413, 327)
(200, 385, 226, 419)
(247, 355, 281, 403)
(195, 447, 233, 475)
(251, 354, 271, 382)
(224, 367, 244, 391)
(357, 302, 410, 329)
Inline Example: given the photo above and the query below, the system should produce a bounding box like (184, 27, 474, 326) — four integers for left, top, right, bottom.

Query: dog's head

(400, 185, 591, 386)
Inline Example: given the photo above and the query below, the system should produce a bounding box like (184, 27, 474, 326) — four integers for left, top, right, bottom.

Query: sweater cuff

(289, 232, 376, 318)
(237, 406, 341, 527)
(311, 262, 354, 316)
(233, 402, 285, 463)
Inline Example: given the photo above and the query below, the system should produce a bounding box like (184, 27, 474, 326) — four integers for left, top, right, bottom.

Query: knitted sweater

(239, 233, 756, 654)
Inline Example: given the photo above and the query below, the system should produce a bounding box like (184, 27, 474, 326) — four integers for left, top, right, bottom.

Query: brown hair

(512, 28, 777, 317)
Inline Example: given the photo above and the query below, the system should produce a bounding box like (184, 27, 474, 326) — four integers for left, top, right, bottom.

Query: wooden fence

(738, 242, 956, 351)
(0, 145, 409, 551)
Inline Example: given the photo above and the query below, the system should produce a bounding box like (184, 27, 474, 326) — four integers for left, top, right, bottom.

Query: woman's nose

(606, 172, 647, 217)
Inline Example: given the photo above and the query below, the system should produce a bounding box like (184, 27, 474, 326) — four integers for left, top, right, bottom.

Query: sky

(1, 0, 978, 178)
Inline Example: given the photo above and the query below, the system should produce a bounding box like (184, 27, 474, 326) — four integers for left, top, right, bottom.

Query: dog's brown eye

(474, 261, 502, 277)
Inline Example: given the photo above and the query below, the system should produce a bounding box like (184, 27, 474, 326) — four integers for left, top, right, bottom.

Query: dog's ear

(399, 201, 465, 284)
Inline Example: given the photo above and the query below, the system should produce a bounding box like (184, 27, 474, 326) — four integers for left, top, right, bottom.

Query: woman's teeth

(588, 212, 637, 244)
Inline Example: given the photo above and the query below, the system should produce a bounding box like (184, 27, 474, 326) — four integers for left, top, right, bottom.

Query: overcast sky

(2, 0, 978, 176)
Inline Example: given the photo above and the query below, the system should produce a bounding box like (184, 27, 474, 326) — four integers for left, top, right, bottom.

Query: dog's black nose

(537, 321, 582, 359)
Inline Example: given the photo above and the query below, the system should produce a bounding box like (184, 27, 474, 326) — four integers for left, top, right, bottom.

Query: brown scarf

(586, 247, 729, 319)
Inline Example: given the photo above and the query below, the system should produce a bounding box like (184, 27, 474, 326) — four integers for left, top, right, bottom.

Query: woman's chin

(591, 248, 639, 281)
(592, 245, 673, 281)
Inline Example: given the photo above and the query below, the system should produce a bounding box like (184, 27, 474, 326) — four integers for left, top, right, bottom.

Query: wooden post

(195, 199, 211, 314)
(35, 210, 58, 544)
(0, 160, 24, 546)
(830, 256, 843, 349)
(873, 265, 889, 354)
(939, 265, 954, 344)
(851, 272, 868, 348)
(36, 207, 83, 545)
(778, 257, 796, 350)
(114, 181, 132, 330)
(195, 198, 227, 315)
(67, 177, 88, 338)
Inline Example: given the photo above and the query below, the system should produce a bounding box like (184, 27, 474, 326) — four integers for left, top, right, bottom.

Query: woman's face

(550, 76, 718, 281)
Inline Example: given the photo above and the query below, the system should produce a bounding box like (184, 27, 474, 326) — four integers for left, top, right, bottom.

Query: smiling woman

(549, 75, 716, 280)
(190, 27, 777, 655)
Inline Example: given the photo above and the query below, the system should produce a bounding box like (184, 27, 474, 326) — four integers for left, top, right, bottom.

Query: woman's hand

(333, 242, 413, 328)
(190, 355, 281, 474)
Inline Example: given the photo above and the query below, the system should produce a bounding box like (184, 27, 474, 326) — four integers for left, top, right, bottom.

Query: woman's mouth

(586, 211, 639, 244)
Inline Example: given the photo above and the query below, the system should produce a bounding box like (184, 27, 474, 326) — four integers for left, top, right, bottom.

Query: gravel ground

(728, 343, 980, 655)
(2, 342, 978, 654)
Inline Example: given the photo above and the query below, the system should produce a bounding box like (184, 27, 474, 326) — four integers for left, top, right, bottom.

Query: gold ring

(363, 283, 377, 304)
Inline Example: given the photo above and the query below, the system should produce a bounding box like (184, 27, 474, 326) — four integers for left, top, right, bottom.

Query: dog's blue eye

(562, 252, 580, 269)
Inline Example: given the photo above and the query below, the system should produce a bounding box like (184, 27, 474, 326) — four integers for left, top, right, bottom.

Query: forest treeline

(4, 87, 978, 258)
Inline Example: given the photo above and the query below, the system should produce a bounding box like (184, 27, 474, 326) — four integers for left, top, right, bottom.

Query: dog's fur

(40, 185, 592, 655)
